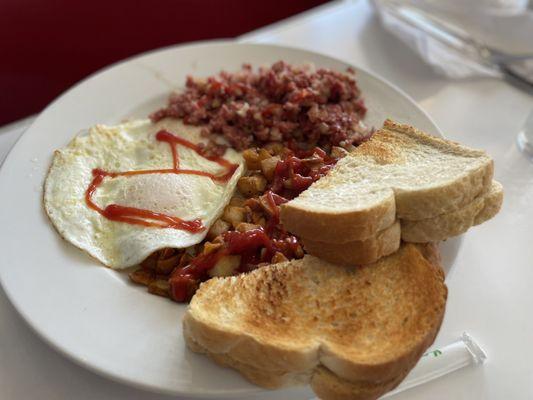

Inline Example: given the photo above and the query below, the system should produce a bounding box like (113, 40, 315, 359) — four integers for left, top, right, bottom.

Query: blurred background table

(1, 1, 532, 399)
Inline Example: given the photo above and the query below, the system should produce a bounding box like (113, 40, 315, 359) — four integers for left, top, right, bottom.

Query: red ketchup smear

(169, 224, 300, 302)
(169, 228, 273, 301)
(85, 130, 238, 232)
(271, 146, 336, 199)
(264, 190, 288, 235)
(168, 146, 340, 302)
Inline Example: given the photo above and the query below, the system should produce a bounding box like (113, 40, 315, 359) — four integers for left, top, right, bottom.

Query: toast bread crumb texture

(311, 365, 409, 400)
(401, 180, 503, 242)
(301, 221, 401, 265)
(183, 244, 447, 399)
(280, 119, 494, 243)
(299, 180, 502, 264)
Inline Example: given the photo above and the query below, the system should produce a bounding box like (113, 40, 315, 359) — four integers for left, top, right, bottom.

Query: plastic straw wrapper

(382, 332, 487, 398)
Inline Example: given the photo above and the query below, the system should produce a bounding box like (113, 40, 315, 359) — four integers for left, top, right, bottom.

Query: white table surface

(1, 1, 533, 399)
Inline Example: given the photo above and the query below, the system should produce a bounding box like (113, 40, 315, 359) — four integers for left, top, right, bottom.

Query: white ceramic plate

(0, 41, 460, 398)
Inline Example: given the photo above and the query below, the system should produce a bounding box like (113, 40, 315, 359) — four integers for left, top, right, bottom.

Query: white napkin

(373, 0, 533, 78)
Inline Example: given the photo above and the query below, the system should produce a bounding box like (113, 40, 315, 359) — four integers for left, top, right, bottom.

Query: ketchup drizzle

(167, 145, 340, 302)
(85, 130, 238, 232)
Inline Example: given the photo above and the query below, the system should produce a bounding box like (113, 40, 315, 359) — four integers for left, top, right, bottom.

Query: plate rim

(0, 39, 448, 397)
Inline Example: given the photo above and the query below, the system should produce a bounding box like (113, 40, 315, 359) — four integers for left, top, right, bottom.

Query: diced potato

(178, 252, 193, 268)
(244, 198, 261, 211)
(229, 195, 246, 207)
(269, 127, 282, 141)
(129, 269, 155, 286)
(251, 211, 266, 226)
(294, 244, 305, 258)
(257, 195, 276, 217)
(243, 205, 253, 222)
(242, 148, 262, 170)
(237, 175, 267, 197)
(331, 146, 349, 159)
(235, 222, 261, 232)
(207, 219, 231, 240)
(264, 142, 285, 155)
(300, 156, 323, 168)
(260, 156, 280, 181)
(208, 255, 241, 277)
(258, 148, 271, 159)
(222, 206, 246, 227)
(140, 253, 158, 271)
(203, 241, 223, 255)
(155, 255, 179, 275)
(148, 279, 170, 297)
(212, 235, 225, 244)
(158, 248, 175, 259)
(271, 252, 289, 264)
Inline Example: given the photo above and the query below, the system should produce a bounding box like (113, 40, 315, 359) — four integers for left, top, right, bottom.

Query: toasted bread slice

(187, 337, 408, 399)
(280, 119, 493, 243)
(402, 180, 503, 242)
(311, 366, 408, 400)
(413, 242, 441, 269)
(302, 181, 502, 265)
(187, 335, 408, 399)
(185, 334, 312, 388)
(183, 244, 447, 399)
(301, 221, 401, 265)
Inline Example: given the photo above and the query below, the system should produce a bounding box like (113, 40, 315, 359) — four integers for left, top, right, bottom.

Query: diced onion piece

(208, 255, 241, 277)
(237, 175, 267, 197)
(260, 156, 280, 181)
(222, 206, 247, 227)
(207, 219, 231, 241)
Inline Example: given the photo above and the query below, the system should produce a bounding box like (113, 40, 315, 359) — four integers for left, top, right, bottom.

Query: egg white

(44, 118, 244, 269)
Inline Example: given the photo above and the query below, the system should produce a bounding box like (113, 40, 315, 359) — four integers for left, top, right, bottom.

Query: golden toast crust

(301, 221, 401, 265)
(280, 120, 494, 240)
(183, 244, 447, 398)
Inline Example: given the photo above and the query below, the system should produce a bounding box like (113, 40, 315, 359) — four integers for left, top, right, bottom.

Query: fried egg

(44, 118, 244, 269)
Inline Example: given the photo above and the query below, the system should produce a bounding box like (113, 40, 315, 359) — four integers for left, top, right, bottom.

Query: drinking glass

(517, 109, 533, 160)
